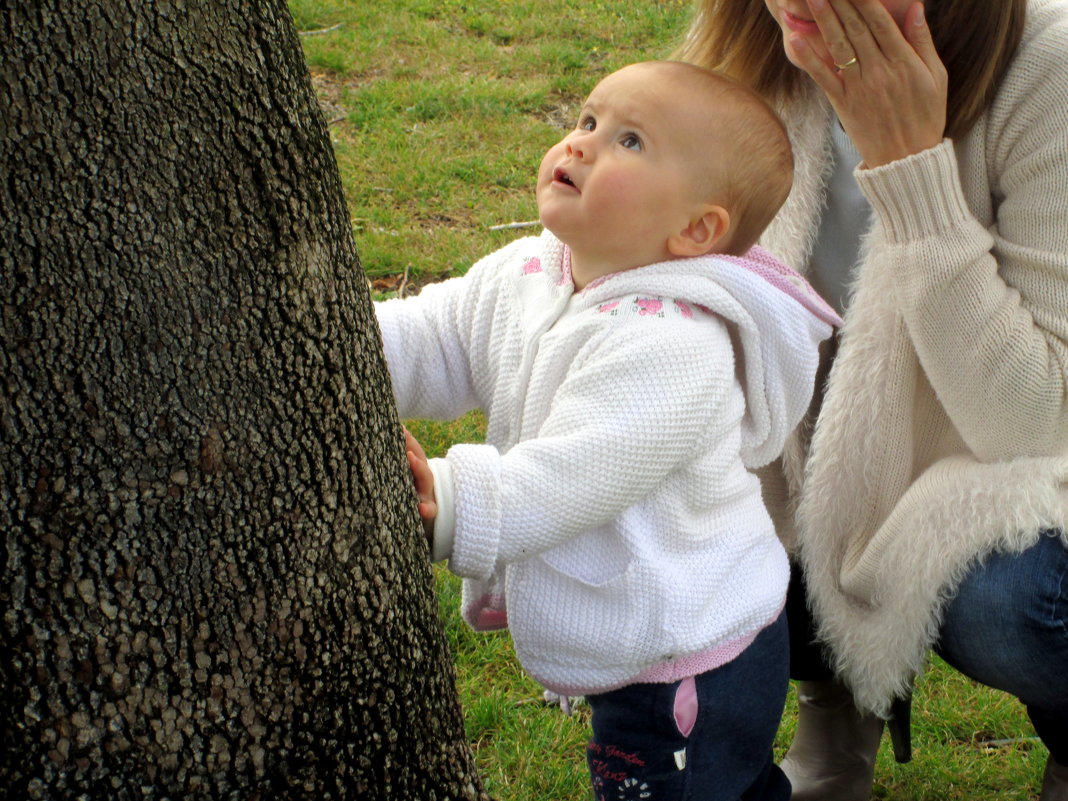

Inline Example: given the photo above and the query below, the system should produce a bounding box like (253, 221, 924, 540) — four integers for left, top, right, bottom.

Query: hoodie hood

(564, 238, 842, 468)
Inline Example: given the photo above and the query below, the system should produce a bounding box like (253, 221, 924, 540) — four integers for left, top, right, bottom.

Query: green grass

(291, 2, 1048, 799)
(290, 0, 693, 288)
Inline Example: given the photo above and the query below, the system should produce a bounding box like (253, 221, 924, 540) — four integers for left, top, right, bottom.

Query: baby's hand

(403, 426, 437, 547)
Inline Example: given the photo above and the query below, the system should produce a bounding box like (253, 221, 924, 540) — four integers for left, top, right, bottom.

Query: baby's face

(536, 64, 716, 271)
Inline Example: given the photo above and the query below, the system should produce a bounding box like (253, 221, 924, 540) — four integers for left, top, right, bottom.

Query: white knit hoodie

(758, 0, 1068, 716)
(376, 230, 838, 694)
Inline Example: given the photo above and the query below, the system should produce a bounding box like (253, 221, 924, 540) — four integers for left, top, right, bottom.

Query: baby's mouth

(553, 167, 576, 188)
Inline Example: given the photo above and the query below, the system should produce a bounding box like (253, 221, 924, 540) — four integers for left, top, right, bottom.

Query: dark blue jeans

(584, 613, 791, 801)
(936, 530, 1068, 763)
(789, 530, 1068, 763)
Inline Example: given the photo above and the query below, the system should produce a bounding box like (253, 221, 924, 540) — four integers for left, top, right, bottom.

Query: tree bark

(1, 1, 488, 798)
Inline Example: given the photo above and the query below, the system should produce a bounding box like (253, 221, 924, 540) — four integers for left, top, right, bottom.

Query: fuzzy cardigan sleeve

(854, 31, 1068, 461)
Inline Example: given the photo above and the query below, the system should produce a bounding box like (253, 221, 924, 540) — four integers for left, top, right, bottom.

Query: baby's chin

(535, 207, 563, 239)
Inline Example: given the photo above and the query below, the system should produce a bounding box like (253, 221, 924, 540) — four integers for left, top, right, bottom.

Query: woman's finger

(843, 0, 921, 63)
(902, 3, 948, 78)
(787, 33, 844, 94)
(804, 0, 858, 70)
(824, 0, 881, 65)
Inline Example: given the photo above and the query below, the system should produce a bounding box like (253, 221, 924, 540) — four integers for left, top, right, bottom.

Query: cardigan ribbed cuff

(427, 458, 456, 563)
(855, 140, 973, 244)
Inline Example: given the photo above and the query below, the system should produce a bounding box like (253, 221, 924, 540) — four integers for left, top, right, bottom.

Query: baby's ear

(667, 204, 730, 257)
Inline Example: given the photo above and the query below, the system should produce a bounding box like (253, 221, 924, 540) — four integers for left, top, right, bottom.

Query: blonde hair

(674, 0, 1026, 139)
(652, 61, 793, 255)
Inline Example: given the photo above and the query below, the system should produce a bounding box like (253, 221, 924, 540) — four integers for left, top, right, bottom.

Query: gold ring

(835, 56, 859, 71)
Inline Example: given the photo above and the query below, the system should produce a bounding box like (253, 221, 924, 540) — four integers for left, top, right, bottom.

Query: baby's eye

(620, 133, 642, 151)
(578, 115, 596, 132)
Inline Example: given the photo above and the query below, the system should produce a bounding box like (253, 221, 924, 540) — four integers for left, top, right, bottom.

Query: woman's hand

(789, 0, 948, 167)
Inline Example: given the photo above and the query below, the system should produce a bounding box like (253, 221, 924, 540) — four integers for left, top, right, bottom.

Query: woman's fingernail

(914, 3, 925, 24)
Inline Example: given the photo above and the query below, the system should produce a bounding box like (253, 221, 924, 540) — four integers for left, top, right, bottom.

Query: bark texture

(1, 1, 488, 798)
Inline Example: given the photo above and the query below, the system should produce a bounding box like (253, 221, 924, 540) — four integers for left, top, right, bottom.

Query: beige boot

(1042, 755, 1068, 801)
(780, 679, 884, 801)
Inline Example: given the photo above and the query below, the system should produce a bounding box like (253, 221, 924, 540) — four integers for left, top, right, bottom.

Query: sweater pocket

(508, 534, 646, 684)
(540, 527, 630, 586)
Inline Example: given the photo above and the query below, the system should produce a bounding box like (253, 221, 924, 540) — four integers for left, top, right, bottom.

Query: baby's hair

(648, 61, 793, 256)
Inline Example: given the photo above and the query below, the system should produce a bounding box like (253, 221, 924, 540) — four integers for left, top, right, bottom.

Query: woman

(677, 0, 1068, 799)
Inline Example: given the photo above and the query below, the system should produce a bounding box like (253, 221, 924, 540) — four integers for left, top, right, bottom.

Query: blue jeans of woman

(584, 612, 791, 801)
(788, 530, 1068, 762)
(935, 530, 1068, 763)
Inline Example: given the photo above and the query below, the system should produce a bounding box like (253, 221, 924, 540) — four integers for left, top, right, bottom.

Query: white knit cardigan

(376, 231, 838, 694)
(758, 0, 1068, 716)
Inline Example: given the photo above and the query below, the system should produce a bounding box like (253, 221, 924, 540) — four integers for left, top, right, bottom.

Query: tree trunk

(1, 1, 488, 798)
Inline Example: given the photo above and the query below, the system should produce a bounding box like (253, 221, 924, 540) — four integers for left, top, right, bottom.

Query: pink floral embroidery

(523, 257, 542, 275)
(598, 301, 620, 314)
(674, 300, 694, 319)
(635, 298, 662, 316)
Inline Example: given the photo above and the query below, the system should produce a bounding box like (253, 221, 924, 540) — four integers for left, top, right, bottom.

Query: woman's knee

(936, 531, 1068, 708)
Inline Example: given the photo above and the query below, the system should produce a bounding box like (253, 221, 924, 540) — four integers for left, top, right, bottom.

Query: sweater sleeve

(855, 35, 1068, 461)
(445, 318, 738, 582)
(374, 237, 529, 421)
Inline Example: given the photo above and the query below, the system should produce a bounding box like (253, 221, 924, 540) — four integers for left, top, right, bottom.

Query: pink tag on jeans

(673, 676, 699, 738)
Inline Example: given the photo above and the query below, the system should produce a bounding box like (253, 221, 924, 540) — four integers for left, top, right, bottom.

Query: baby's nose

(565, 140, 587, 159)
